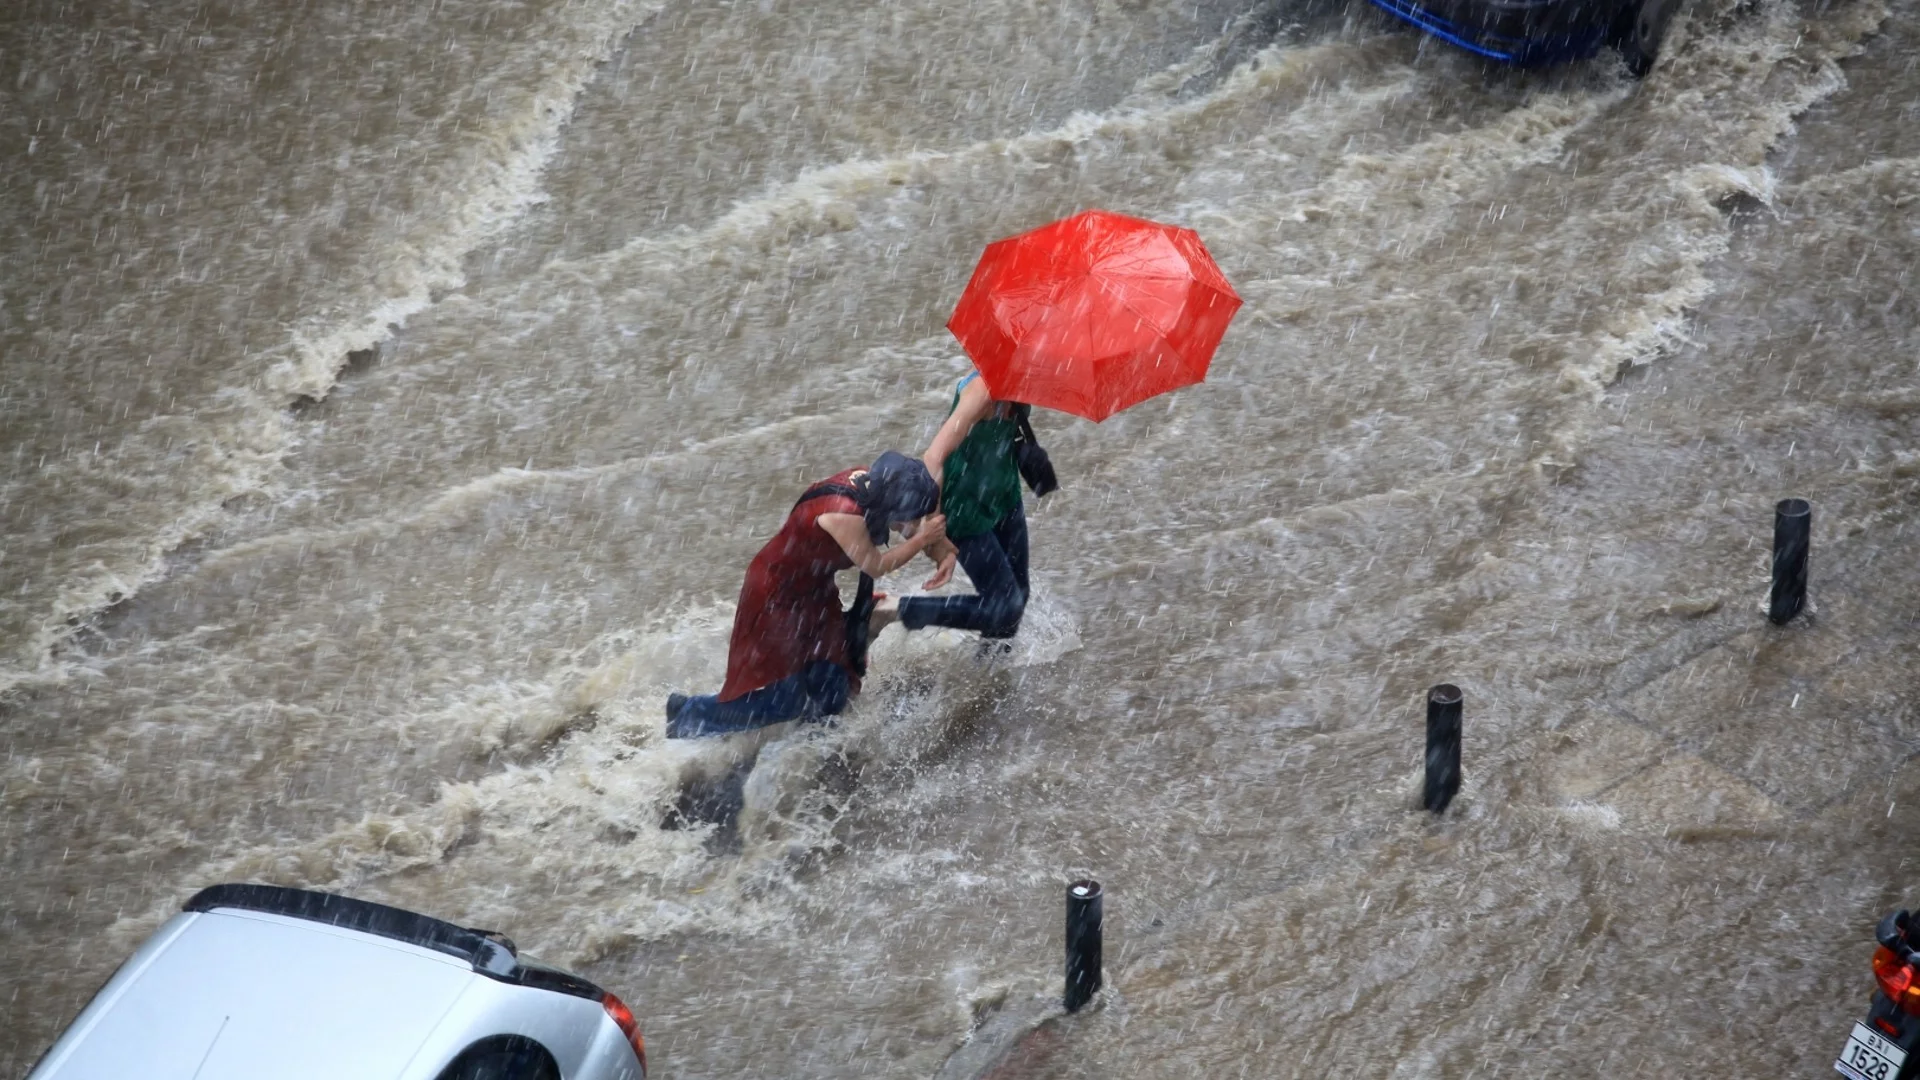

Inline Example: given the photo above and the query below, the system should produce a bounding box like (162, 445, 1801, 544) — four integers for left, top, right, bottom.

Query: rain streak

(3, 0, 1918, 1075)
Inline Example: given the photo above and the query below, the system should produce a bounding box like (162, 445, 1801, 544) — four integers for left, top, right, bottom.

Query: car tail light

(603, 992, 647, 1076)
(1873, 946, 1920, 1015)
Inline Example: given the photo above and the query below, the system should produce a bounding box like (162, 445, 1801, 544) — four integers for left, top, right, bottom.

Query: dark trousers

(900, 501, 1028, 639)
(666, 661, 850, 738)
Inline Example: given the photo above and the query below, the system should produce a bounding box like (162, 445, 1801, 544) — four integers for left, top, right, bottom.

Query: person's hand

(916, 513, 947, 549)
(923, 548, 957, 590)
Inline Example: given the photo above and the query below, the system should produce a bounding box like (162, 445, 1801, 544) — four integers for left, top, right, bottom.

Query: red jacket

(719, 469, 864, 701)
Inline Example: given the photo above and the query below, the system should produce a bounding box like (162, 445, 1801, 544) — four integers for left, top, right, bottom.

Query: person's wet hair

(854, 450, 938, 543)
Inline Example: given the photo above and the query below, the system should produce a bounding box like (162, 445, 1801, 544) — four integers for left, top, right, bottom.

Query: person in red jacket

(666, 451, 951, 738)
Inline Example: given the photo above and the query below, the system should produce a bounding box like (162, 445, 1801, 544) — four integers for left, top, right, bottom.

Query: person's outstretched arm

(922, 376, 994, 488)
(818, 513, 948, 579)
(921, 536, 958, 589)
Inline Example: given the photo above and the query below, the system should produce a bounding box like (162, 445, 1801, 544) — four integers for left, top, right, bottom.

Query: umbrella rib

(1107, 284, 1184, 339)
(953, 212, 1238, 422)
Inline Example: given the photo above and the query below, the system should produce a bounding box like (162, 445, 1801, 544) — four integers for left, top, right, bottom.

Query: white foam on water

(0, 0, 664, 694)
(1559, 800, 1624, 830)
(12, 0, 1914, 1071)
(99, 603, 739, 955)
(94, 583, 1080, 967)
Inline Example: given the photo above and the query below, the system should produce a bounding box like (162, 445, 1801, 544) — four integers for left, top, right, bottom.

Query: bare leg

(868, 595, 901, 635)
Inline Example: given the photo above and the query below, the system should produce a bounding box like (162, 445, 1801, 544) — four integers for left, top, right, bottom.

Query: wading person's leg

(666, 661, 850, 738)
(897, 520, 1025, 637)
(986, 501, 1029, 639)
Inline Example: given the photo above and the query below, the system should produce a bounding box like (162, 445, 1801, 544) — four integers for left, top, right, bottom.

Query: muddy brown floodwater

(3, 0, 1917, 1075)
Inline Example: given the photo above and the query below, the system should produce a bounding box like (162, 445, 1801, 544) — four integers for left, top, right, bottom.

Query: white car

(28, 884, 646, 1080)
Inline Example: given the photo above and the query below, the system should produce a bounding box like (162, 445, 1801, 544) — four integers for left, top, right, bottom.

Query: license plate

(1837, 1021, 1908, 1080)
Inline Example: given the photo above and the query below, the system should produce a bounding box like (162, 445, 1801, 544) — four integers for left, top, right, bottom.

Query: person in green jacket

(891, 370, 1029, 641)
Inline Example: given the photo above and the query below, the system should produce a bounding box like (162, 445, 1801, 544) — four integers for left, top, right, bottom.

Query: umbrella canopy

(946, 209, 1242, 422)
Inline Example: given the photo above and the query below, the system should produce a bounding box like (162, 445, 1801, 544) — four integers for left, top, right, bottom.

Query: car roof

(33, 907, 484, 1080)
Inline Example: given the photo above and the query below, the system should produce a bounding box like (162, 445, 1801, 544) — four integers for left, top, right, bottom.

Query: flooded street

(3, 0, 1917, 1075)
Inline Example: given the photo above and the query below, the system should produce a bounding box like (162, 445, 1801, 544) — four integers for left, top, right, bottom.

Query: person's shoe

(976, 637, 1015, 660)
(664, 693, 697, 739)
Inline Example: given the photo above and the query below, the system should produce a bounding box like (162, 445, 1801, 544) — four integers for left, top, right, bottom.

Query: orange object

(1873, 946, 1920, 1015)
(602, 992, 647, 1075)
(947, 210, 1241, 423)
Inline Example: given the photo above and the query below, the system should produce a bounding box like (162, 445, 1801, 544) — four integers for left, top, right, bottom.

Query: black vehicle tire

(1609, 0, 1678, 77)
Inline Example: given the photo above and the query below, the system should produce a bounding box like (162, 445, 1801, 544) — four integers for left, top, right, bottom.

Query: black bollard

(1424, 684, 1463, 814)
(1064, 880, 1103, 1012)
(1769, 498, 1811, 625)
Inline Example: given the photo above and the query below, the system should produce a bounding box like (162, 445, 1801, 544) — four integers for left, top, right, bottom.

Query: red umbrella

(947, 209, 1242, 422)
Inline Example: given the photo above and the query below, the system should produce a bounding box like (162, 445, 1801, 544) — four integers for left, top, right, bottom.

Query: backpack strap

(1009, 403, 1059, 497)
(843, 571, 876, 678)
(792, 480, 876, 677)
(793, 481, 861, 510)
(1012, 402, 1039, 448)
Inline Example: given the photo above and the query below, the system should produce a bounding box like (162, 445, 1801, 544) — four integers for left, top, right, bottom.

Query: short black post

(1064, 880, 1103, 1012)
(1424, 684, 1463, 814)
(1769, 498, 1811, 625)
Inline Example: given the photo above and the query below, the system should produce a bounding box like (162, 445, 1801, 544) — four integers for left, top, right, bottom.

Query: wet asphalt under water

(3, 0, 1919, 1076)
